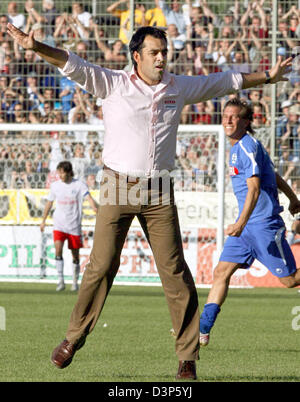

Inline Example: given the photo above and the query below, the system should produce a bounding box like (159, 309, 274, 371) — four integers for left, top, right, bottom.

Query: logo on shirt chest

(164, 99, 177, 110)
(231, 153, 237, 164)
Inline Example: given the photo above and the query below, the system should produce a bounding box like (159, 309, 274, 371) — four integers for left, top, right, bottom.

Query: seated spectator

(7, 1, 26, 30)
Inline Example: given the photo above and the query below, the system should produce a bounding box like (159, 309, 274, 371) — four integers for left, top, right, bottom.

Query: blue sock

(200, 303, 221, 334)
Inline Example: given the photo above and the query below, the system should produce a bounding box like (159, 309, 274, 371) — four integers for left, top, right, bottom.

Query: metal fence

(0, 0, 300, 190)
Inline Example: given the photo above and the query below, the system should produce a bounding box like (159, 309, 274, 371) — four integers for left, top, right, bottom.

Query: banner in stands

(0, 190, 298, 287)
(0, 225, 299, 288)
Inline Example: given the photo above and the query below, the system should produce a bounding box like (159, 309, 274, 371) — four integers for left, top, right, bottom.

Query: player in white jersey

(40, 161, 98, 291)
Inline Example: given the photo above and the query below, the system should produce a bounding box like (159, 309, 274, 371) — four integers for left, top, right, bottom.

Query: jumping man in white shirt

(7, 23, 292, 380)
(40, 161, 98, 291)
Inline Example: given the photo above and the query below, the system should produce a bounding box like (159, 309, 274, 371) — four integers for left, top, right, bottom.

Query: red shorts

(53, 230, 83, 249)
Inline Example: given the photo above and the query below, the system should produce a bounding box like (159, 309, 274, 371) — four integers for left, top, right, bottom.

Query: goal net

(0, 123, 293, 287)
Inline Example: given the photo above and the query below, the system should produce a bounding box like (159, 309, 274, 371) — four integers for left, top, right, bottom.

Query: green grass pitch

(0, 282, 300, 382)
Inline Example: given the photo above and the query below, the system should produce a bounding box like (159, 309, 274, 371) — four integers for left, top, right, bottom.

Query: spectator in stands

(25, 0, 57, 36)
(12, 102, 27, 124)
(277, 143, 297, 184)
(145, 0, 167, 28)
(93, 22, 128, 69)
(7, 1, 26, 30)
(30, 22, 56, 48)
(71, 142, 90, 180)
(0, 15, 9, 45)
(41, 100, 55, 123)
(276, 99, 292, 148)
(1, 87, 18, 122)
(71, 2, 93, 40)
(166, 23, 186, 64)
(241, 3, 269, 64)
(15, 47, 38, 77)
(211, 38, 232, 72)
(53, 13, 80, 52)
(25, 72, 44, 111)
(159, 0, 187, 35)
(228, 31, 251, 74)
(59, 74, 77, 115)
(106, 0, 145, 45)
(40, 87, 61, 113)
(218, 6, 240, 37)
(192, 100, 214, 124)
(278, 104, 300, 160)
(86, 173, 98, 190)
(281, 5, 300, 38)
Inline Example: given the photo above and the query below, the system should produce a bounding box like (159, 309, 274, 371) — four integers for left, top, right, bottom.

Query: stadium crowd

(0, 0, 300, 192)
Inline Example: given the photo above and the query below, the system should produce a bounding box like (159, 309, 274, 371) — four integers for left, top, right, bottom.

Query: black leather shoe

(176, 360, 197, 380)
(51, 337, 86, 369)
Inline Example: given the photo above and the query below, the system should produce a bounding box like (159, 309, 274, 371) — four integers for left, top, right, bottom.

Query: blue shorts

(220, 216, 296, 278)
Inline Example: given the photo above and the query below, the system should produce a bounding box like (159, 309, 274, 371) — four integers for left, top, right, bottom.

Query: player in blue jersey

(199, 98, 300, 347)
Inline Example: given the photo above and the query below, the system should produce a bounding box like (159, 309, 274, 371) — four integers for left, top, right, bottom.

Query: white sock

(56, 258, 64, 283)
(72, 263, 80, 285)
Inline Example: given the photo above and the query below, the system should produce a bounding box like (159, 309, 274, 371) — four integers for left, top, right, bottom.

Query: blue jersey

(229, 133, 283, 223)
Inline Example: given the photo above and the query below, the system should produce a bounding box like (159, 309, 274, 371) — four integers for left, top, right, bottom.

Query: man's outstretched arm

(7, 23, 68, 69)
(241, 56, 293, 89)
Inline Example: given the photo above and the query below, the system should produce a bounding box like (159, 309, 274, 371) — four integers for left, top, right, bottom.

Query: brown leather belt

(103, 165, 143, 184)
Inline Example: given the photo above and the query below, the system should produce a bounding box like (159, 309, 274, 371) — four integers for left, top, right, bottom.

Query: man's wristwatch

(265, 70, 271, 84)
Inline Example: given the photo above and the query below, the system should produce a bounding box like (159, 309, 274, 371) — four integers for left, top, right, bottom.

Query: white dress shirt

(59, 52, 243, 177)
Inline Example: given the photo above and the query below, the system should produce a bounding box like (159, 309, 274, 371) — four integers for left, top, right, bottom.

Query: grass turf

(0, 282, 300, 382)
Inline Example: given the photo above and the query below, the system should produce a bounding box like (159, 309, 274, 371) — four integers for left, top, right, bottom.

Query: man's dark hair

(129, 26, 167, 68)
(56, 161, 74, 177)
(224, 98, 254, 134)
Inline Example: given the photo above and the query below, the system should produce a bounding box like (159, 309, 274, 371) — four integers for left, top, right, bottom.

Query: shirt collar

(129, 67, 173, 90)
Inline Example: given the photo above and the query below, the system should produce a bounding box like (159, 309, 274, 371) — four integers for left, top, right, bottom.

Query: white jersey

(47, 179, 89, 235)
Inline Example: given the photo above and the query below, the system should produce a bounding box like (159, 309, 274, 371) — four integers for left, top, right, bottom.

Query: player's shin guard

(55, 256, 64, 284)
(200, 303, 221, 334)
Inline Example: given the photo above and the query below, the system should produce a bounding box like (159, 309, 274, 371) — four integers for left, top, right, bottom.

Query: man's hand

(269, 55, 293, 84)
(7, 23, 37, 50)
(289, 198, 300, 216)
(225, 222, 244, 237)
